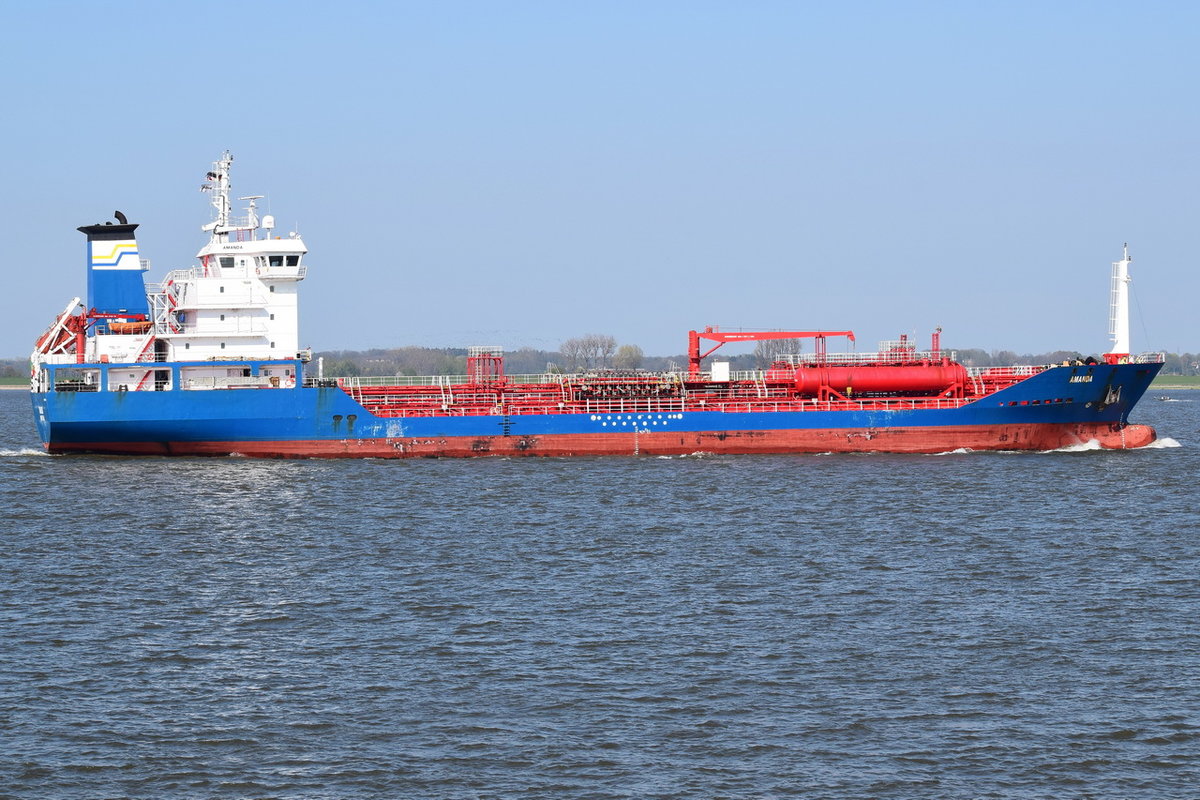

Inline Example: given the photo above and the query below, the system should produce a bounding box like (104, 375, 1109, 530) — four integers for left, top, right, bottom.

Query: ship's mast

(200, 151, 234, 241)
(1105, 243, 1132, 362)
(197, 151, 267, 249)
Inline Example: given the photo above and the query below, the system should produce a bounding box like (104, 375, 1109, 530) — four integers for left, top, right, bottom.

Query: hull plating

(44, 422, 1156, 458)
(34, 362, 1163, 457)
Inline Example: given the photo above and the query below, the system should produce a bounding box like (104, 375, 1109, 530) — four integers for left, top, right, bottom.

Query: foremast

(1104, 244, 1132, 364)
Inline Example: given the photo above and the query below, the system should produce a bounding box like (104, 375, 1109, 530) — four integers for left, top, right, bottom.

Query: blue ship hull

(32, 361, 1163, 456)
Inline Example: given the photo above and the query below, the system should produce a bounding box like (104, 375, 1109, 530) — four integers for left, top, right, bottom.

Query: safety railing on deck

(184, 375, 278, 389)
(966, 364, 1044, 378)
(340, 393, 978, 418)
(255, 265, 307, 280)
(341, 373, 570, 388)
(772, 350, 957, 366)
(51, 381, 101, 392)
(170, 322, 271, 336)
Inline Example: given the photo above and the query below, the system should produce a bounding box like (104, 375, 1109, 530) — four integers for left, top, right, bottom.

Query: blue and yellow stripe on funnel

(89, 242, 140, 269)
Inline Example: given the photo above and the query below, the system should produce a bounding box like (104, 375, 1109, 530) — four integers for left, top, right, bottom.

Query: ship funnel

(77, 218, 149, 318)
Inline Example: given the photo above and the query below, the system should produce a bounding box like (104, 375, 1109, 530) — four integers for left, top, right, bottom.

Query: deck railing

(341, 373, 570, 388)
(771, 350, 958, 366)
(255, 265, 307, 280)
(185, 375, 276, 389)
(343, 392, 980, 419)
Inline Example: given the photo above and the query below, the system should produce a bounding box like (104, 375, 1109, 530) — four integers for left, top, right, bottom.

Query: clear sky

(4, 0, 1197, 359)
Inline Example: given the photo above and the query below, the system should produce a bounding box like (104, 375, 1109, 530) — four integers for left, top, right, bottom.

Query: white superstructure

(31, 151, 311, 392)
(151, 150, 308, 363)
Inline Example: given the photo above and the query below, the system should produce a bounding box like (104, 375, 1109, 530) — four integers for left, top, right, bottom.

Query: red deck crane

(687, 327, 857, 377)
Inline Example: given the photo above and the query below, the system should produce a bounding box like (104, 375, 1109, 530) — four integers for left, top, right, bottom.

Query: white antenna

(200, 150, 234, 237)
(1106, 243, 1132, 357)
(239, 195, 264, 233)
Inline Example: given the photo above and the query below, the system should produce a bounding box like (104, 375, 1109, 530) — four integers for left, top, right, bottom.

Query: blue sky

(4, 1, 1198, 359)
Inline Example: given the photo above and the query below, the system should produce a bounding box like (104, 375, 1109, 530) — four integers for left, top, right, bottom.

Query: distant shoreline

(6, 381, 1197, 391)
(4, 379, 1195, 391)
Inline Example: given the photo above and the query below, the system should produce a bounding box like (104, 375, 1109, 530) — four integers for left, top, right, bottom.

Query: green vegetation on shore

(1152, 375, 1200, 389)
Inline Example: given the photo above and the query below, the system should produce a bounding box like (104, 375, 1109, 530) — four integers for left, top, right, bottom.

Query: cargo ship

(31, 153, 1163, 457)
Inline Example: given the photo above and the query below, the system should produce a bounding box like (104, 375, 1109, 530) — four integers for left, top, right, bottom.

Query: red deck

(338, 360, 1042, 421)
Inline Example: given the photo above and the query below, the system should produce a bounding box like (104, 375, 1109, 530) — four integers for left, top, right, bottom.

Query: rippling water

(1, 388, 1197, 798)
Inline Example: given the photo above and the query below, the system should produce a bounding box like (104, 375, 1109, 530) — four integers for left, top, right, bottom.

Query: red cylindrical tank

(792, 363, 968, 396)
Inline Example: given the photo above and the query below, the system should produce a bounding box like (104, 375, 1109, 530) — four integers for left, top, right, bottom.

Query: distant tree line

(0, 360, 27, 380)
(5, 347, 1200, 381)
(307, 342, 1200, 378)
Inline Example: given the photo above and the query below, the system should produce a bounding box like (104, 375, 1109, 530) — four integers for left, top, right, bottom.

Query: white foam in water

(0, 448, 51, 457)
(930, 447, 974, 456)
(1042, 439, 1104, 453)
(1143, 437, 1182, 449)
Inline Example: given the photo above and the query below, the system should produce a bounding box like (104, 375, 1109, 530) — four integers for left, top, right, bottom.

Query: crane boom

(687, 327, 856, 377)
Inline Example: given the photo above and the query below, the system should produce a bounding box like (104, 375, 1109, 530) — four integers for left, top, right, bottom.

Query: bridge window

(286, 255, 300, 266)
(219, 257, 234, 269)
(269, 255, 283, 267)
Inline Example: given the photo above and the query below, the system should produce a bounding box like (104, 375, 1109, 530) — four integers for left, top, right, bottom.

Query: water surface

(1, 389, 1197, 798)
